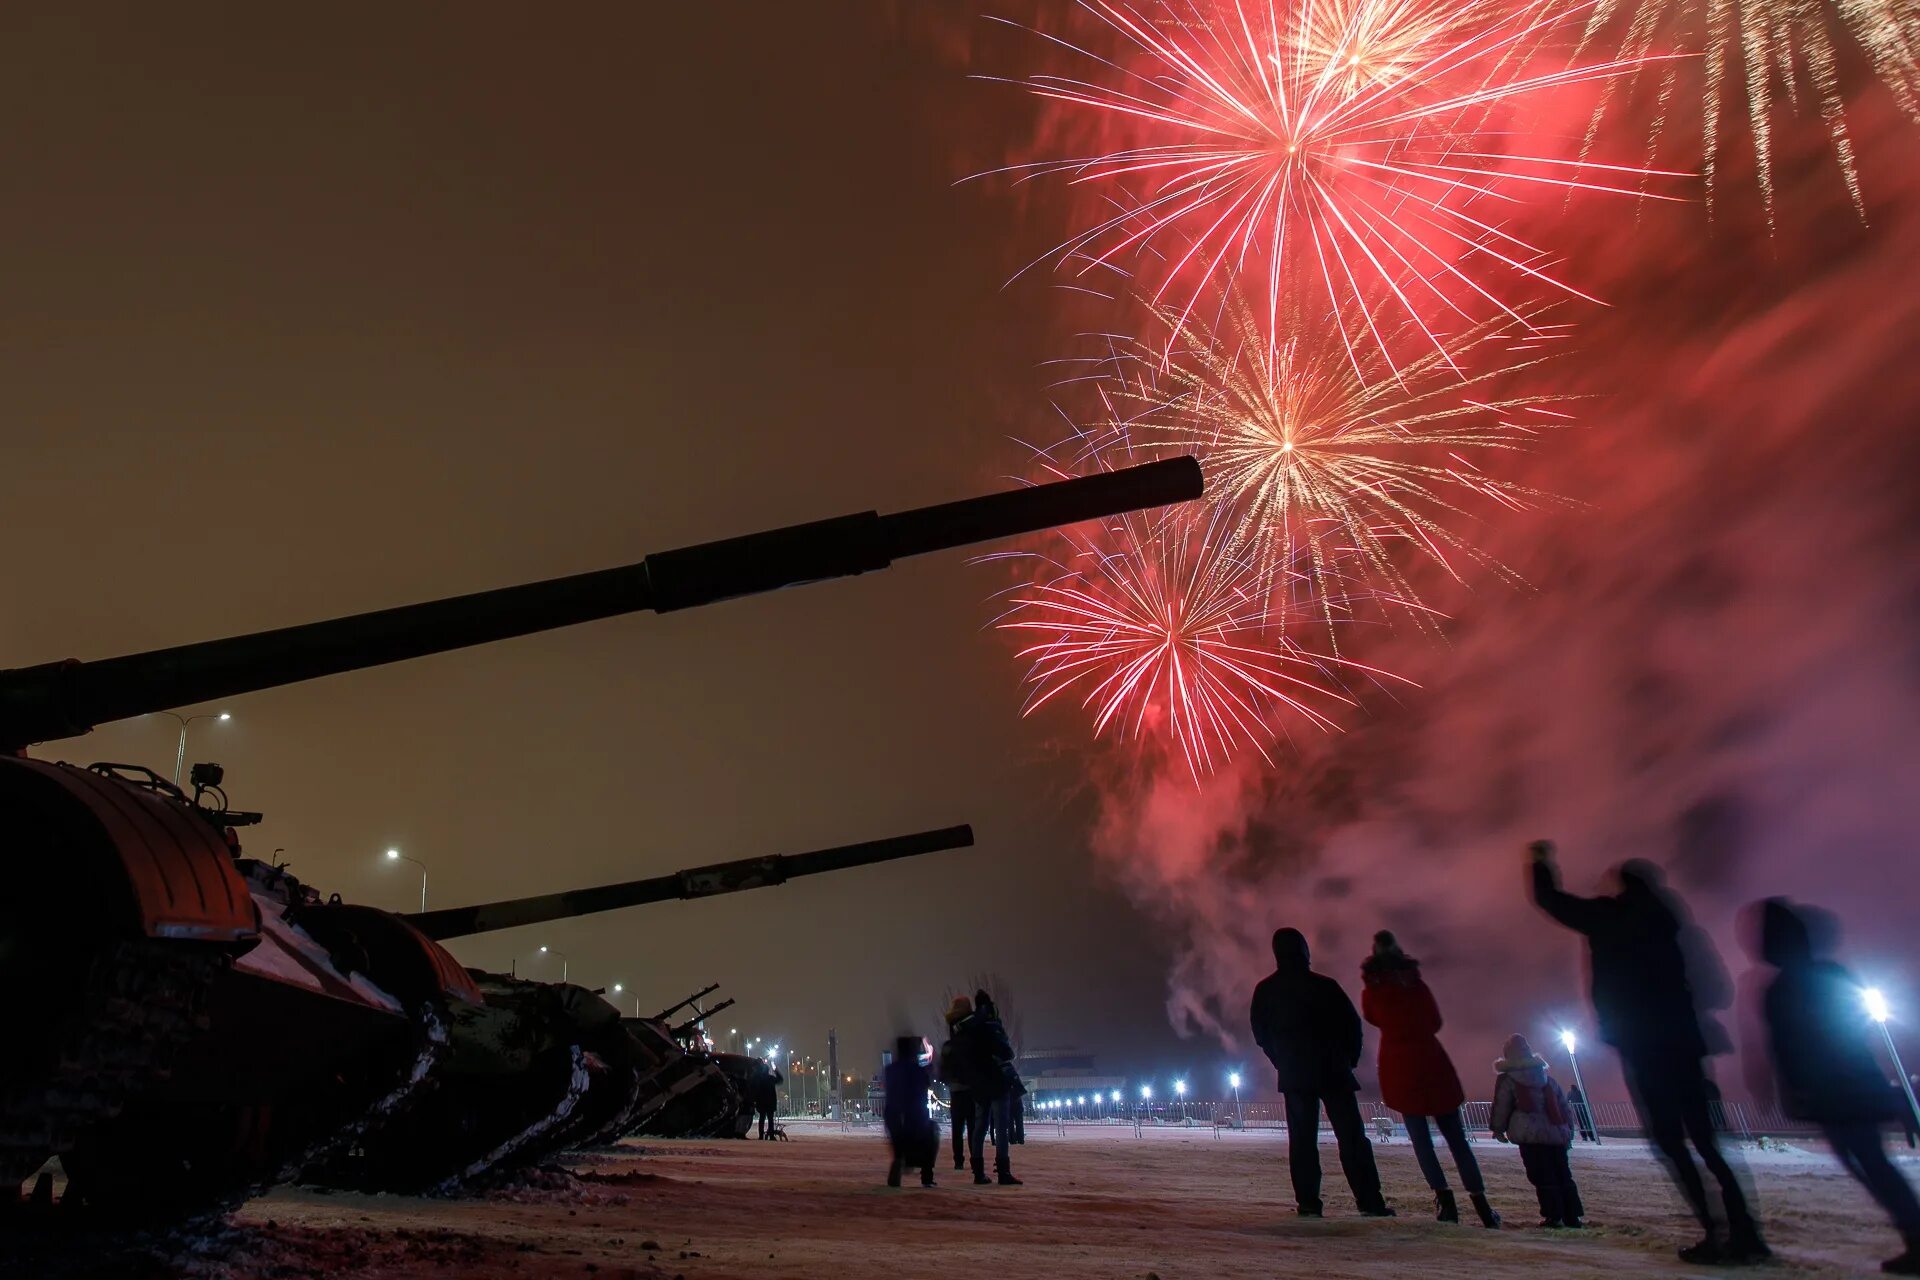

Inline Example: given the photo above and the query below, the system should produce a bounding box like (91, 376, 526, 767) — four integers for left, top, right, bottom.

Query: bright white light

(1110, 1090, 1122, 1103)
(1077, 1095, 1086, 1105)
(1141, 1085, 1152, 1100)
(1868, 988, 1892, 1023)
(385, 848, 399, 860)
(1174, 1080, 1187, 1097)
(1229, 1073, 1242, 1090)
(217, 712, 232, 721)
(612, 983, 623, 993)
(539, 945, 549, 953)
(1560, 1029, 1577, 1053)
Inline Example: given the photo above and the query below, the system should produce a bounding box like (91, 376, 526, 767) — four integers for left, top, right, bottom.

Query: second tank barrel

(0, 457, 1202, 749)
(405, 823, 975, 941)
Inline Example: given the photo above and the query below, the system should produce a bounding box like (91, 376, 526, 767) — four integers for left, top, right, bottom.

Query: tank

(306, 826, 975, 1191)
(0, 456, 1201, 1215)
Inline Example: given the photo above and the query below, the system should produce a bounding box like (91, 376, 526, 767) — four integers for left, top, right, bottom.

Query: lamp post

(1866, 989, 1920, 1135)
(610, 982, 639, 1017)
(385, 848, 427, 911)
(158, 710, 231, 786)
(1174, 1078, 1188, 1121)
(1560, 1029, 1599, 1145)
(1229, 1072, 1244, 1129)
(1139, 1083, 1152, 1124)
(538, 944, 568, 983)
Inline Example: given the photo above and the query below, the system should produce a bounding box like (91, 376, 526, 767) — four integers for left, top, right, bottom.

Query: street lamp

(1229, 1072, 1244, 1129)
(1110, 1089, 1121, 1105)
(538, 944, 568, 983)
(1865, 989, 1920, 1135)
(1560, 1028, 1599, 1144)
(1174, 1078, 1188, 1120)
(385, 848, 428, 911)
(158, 711, 231, 786)
(610, 982, 639, 1017)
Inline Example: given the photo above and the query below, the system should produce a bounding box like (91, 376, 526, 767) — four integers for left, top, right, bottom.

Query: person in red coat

(1361, 931, 1501, 1227)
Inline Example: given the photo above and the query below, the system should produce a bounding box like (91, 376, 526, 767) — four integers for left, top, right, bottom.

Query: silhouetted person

(1529, 840, 1766, 1265)
(939, 996, 976, 1171)
(751, 1058, 783, 1139)
(1753, 898, 1920, 1274)
(969, 990, 1023, 1185)
(1492, 1032, 1585, 1227)
(1568, 1085, 1597, 1142)
(883, 1035, 938, 1188)
(1250, 926, 1391, 1217)
(1361, 931, 1499, 1227)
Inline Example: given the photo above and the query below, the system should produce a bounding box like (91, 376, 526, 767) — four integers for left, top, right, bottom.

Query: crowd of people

(1246, 838, 1920, 1271)
(867, 839, 1920, 1272)
(880, 989, 1026, 1187)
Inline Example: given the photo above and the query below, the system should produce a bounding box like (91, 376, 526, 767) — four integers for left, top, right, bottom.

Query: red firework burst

(984, 0, 1688, 369)
(990, 499, 1403, 779)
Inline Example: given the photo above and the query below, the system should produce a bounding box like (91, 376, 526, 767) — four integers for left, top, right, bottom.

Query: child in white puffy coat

(1492, 1033, 1585, 1227)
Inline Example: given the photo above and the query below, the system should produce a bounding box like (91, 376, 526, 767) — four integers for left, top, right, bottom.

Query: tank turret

(0, 457, 1201, 750)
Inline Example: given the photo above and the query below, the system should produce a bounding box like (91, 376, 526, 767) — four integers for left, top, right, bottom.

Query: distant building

(1016, 1046, 1127, 1102)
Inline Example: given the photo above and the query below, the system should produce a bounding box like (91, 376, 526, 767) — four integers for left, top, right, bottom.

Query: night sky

(4, 6, 1916, 1096)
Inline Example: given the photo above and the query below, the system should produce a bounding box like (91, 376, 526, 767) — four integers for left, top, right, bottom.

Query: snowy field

(51, 1123, 1917, 1278)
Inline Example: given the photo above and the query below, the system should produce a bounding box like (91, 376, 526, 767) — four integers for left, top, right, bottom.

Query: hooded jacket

(1361, 961, 1467, 1116)
(1249, 929, 1364, 1094)
(1760, 898, 1897, 1125)
(1491, 1052, 1574, 1147)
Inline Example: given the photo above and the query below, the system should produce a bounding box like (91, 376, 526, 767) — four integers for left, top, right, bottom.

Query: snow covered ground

(138, 1124, 1917, 1277)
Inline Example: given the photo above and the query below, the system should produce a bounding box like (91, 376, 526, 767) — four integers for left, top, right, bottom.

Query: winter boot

(1434, 1190, 1459, 1223)
(886, 1159, 902, 1188)
(1469, 1193, 1502, 1229)
(1296, 1200, 1325, 1218)
(921, 1167, 937, 1188)
(996, 1163, 1023, 1186)
(1678, 1234, 1725, 1266)
(1358, 1200, 1396, 1218)
(1724, 1229, 1773, 1265)
(972, 1160, 990, 1185)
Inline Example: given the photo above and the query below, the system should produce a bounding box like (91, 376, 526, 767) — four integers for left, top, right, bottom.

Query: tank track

(2, 939, 221, 1198)
(282, 1003, 448, 1185)
(429, 1045, 591, 1195)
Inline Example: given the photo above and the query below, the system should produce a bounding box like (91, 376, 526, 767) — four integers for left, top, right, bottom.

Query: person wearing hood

(1752, 898, 1920, 1275)
(1361, 932, 1499, 1227)
(1529, 839, 1766, 1265)
(883, 1035, 939, 1188)
(1249, 926, 1392, 1218)
(1492, 1033, 1585, 1228)
(938, 996, 976, 1173)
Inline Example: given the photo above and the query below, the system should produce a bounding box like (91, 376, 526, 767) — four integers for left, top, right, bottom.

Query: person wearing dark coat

(1528, 840, 1767, 1266)
(1361, 932, 1499, 1227)
(1754, 898, 1920, 1275)
(938, 996, 976, 1172)
(883, 1036, 939, 1188)
(1249, 926, 1391, 1217)
(750, 1058, 784, 1139)
(966, 990, 1023, 1185)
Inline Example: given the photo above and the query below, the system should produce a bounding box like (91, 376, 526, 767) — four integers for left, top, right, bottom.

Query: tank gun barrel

(0, 458, 1201, 749)
(670, 998, 735, 1040)
(405, 823, 974, 942)
(654, 983, 722, 1024)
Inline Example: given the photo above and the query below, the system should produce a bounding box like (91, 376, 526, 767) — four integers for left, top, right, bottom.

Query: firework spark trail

(980, 0, 1691, 369)
(1576, 0, 1920, 219)
(1061, 290, 1579, 645)
(989, 499, 1404, 780)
